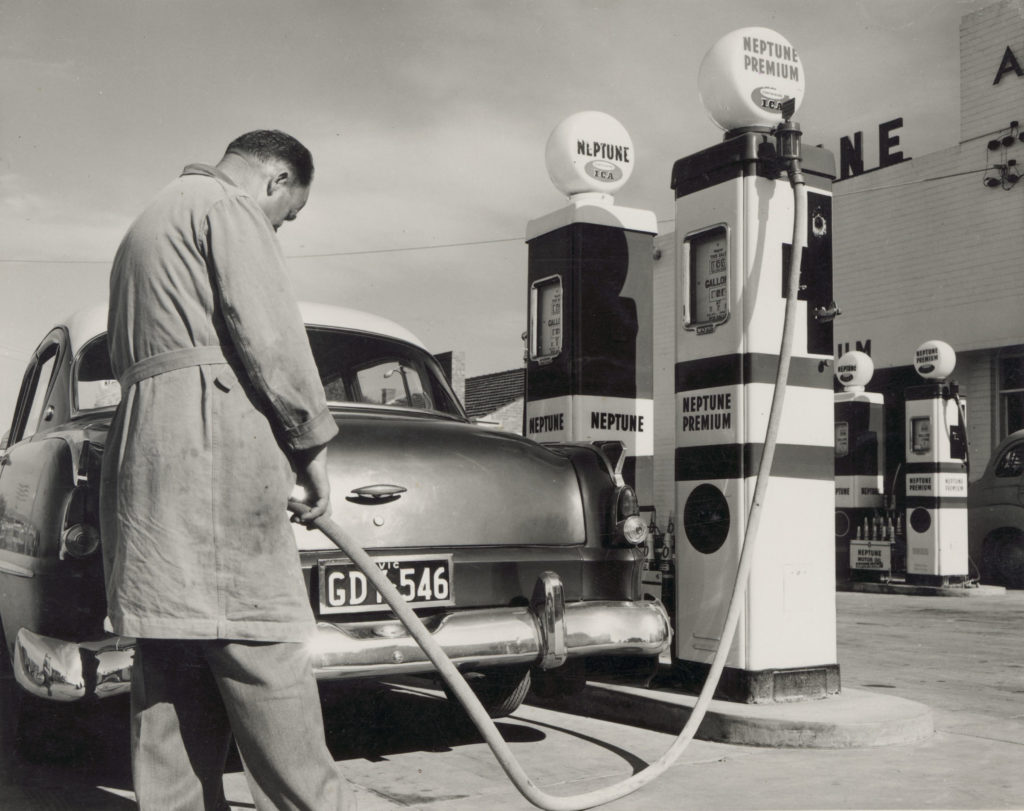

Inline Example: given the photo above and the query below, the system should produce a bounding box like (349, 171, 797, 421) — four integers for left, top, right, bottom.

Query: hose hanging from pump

(293, 124, 808, 811)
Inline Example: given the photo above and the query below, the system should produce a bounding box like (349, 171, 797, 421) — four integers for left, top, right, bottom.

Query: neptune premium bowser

(834, 351, 888, 581)
(524, 112, 657, 507)
(903, 340, 969, 585)
(672, 28, 839, 702)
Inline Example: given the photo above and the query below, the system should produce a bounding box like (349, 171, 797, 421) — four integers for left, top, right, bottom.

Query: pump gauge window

(835, 422, 849, 458)
(530, 275, 563, 362)
(911, 417, 931, 454)
(685, 225, 729, 332)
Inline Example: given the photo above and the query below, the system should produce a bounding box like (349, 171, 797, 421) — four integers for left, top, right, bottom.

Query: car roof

(61, 301, 427, 356)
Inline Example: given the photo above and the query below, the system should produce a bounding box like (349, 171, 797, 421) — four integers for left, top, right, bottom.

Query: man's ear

(266, 170, 290, 197)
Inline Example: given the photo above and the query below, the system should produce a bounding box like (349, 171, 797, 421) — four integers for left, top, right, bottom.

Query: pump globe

(914, 340, 956, 381)
(698, 26, 805, 132)
(835, 351, 874, 391)
(545, 111, 635, 197)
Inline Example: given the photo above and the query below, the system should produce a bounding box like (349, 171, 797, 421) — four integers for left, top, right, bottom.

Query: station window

(999, 353, 1024, 437)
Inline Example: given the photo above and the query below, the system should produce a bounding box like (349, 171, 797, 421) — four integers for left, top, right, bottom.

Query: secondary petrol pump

(903, 340, 969, 585)
(671, 28, 839, 702)
(834, 351, 888, 581)
(524, 111, 657, 507)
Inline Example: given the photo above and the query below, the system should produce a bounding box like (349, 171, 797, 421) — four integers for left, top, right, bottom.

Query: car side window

(76, 336, 121, 411)
(19, 343, 60, 442)
(995, 445, 1024, 478)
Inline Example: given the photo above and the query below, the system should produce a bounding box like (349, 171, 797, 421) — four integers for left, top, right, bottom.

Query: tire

(997, 537, 1024, 589)
(529, 659, 587, 699)
(982, 532, 1024, 589)
(446, 666, 531, 719)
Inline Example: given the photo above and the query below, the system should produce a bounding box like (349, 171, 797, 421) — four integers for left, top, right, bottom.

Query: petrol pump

(524, 111, 657, 508)
(671, 28, 839, 702)
(834, 351, 889, 581)
(903, 340, 969, 585)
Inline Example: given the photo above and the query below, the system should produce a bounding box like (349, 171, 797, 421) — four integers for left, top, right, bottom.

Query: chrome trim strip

(0, 559, 35, 578)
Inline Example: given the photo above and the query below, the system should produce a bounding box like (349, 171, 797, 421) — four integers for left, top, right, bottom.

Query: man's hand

(290, 444, 331, 527)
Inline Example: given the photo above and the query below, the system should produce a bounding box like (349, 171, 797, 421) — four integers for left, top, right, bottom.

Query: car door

(0, 330, 66, 560)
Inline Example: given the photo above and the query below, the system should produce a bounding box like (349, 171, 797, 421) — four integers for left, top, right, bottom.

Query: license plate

(318, 554, 454, 614)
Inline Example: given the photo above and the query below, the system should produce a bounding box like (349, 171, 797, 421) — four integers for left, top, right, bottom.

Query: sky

(0, 0, 993, 423)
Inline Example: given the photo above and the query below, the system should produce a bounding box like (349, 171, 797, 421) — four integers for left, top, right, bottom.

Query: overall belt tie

(119, 345, 234, 390)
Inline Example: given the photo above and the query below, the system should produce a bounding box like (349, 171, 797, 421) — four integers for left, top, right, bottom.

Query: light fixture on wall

(1003, 121, 1020, 147)
(983, 161, 1021, 189)
(984, 164, 1007, 187)
(989, 120, 1024, 149)
(1006, 159, 1020, 185)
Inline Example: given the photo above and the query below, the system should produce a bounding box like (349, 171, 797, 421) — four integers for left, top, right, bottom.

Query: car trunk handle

(351, 483, 407, 499)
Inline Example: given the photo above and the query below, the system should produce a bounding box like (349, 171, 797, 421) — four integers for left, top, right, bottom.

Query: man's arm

(204, 195, 339, 511)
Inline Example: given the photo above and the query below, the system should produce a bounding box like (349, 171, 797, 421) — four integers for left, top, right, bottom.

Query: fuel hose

(292, 148, 808, 810)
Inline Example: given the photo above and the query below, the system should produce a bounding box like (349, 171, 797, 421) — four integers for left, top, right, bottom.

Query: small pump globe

(835, 351, 874, 391)
(545, 111, 635, 197)
(914, 340, 956, 381)
(698, 26, 805, 132)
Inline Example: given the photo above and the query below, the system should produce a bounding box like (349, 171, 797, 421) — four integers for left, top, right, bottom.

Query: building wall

(832, 149, 1024, 369)
(478, 398, 524, 434)
(961, 0, 1024, 143)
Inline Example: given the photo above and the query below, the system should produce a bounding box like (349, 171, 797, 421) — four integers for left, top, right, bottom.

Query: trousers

(130, 638, 355, 810)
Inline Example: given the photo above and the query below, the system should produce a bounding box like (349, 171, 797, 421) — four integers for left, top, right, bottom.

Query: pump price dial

(530, 275, 564, 361)
(686, 226, 730, 332)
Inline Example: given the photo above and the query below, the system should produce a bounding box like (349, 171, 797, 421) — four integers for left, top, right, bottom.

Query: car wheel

(983, 531, 1024, 588)
(447, 666, 531, 719)
(981, 536, 1004, 584)
(997, 537, 1024, 589)
(529, 659, 587, 699)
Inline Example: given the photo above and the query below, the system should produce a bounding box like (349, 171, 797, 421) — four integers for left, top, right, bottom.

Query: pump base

(904, 573, 970, 588)
(671, 659, 841, 704)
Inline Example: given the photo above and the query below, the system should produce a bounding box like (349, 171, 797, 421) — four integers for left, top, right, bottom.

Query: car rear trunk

(293, 410, 586, 553)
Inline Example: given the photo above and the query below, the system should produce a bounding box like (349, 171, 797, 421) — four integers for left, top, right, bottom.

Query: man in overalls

(100, 130, 353, 810)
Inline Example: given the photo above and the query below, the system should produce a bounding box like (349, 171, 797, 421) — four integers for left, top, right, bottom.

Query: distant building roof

(463, 368, 525, 418)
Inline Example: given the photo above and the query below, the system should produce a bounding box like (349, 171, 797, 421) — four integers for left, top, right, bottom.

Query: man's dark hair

(226, 130, 314, 186)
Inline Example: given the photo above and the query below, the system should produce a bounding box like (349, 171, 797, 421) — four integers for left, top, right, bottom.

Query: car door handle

(350, 484, 407, 499)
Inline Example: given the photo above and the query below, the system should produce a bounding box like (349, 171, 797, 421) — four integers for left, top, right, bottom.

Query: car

(968, 428, 1024, 588)
(0, 301, 670, 755)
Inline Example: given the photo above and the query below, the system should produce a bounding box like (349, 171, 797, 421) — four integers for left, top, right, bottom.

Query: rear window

(74, 329, 465, 420)
(306, 327, 464, 417)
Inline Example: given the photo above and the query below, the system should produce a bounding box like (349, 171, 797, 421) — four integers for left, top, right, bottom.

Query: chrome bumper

(13, 628, 134, 702)
(13, 576, 670, 701)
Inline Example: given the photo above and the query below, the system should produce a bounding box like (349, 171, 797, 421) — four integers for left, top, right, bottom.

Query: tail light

(614, 485, 648, 546)
(60, 440, 103, 560)
(61, 522, 100, 559)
